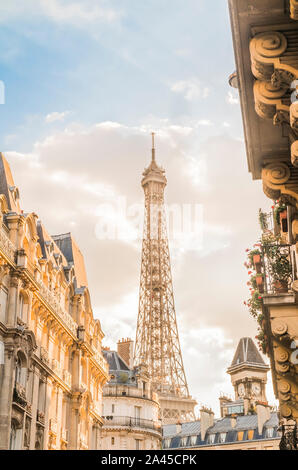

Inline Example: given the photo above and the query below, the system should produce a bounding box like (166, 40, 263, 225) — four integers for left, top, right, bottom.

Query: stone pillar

(7, 275, 19, 327)
(0, 344, 14, 449)
(29, 367, 40, 449)
(43, 377, 51, 449)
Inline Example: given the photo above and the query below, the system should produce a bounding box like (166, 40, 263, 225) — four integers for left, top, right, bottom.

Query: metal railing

(103, 385, 158, 402)
(38, 281, 78, 336)
(0, 225, 16, 261)
(103, 415, 161, 432)
(261, 244, 295, 294)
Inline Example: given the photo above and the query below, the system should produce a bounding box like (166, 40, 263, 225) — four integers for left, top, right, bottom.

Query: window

(112, 404, 115, 414)
(164, 438, 171, 449)
(134, 406, 141, 424)
(237, 431, 244, 441)
(247, 429, 254, 440)
(0, 287, 8, 323)
(227, 405, 244, 415)
(266, 427, 274, 438)
(135, 439, 142, 450)
(111, 437, 115, 445)
(219, 433, 226, 443)
(207, 434, 216, 445)
(180, 437, 187, 447)
(190, 435, 197, 446)
(9, 422, 17, 450)
(0, 340, 4, 365)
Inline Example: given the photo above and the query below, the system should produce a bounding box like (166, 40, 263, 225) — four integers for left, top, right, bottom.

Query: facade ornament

(290, 0, 298, 20)
(262, 162, 298, 205)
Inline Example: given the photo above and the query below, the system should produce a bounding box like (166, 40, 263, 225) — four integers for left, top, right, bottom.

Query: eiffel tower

(134, 134, 196, 424)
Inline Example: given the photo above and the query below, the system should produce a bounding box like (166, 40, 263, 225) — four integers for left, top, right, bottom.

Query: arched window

(15, 354, 27, 387)
(19, 293, 29, 323)
(9, 422, 17, 450)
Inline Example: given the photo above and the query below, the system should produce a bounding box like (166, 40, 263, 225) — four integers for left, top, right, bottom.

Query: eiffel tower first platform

(134, 134, 197, 424)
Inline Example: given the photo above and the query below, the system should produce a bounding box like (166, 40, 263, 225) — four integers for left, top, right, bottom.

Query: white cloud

(45, 111, 70, 123)
(226, 91, 240, 105)
(195, 119, 213, 127)
(171, 79, 210, 101)
(0, 0, 122, 26)
(4, 118, 273, 414)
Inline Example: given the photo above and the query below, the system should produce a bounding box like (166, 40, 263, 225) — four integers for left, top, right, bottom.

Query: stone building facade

(0, 153, 109, 450)
(101, 339, 162, 450)
(228, 0, 298, 447)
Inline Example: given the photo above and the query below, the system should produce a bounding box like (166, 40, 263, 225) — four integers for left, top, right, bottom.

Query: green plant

(258, 209, 269, 232)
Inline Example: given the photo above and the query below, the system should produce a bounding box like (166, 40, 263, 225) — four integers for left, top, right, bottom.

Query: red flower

(248, 271, 252, 275)
(246, 249, 250, 252)
(258, 296, 262, 300)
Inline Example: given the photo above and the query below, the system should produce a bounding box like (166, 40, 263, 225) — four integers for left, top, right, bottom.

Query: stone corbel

(253, 80, 288, 120)
(250, 31, 297, 86)
(262, 161, 298, 207)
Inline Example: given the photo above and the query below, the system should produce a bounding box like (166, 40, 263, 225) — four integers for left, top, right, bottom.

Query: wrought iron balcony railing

(103, 415, 162, 433)
(103, 385, 158, 402)
(0, 225, 16, 262)
(261, 244, 295, 295)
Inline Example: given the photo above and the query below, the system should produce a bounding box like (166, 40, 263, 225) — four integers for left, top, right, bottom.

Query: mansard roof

(37, 222, 68, 266)
(0, 152, 21, 213)
(162, 412, 279, 447)
(52, 232, 88, 288)
(229, 337, 268, 370)
(103, 350, 130, 372)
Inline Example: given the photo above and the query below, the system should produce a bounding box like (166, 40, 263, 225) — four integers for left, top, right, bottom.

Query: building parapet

(103, 415, 162, 434)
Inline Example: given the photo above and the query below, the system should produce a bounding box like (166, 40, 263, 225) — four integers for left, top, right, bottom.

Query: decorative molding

(290, 0, 298, 20)
(250, 31, 298, 85)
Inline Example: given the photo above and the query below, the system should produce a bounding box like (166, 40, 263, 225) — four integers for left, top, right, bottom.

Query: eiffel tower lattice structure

(134, 134, 196, 424)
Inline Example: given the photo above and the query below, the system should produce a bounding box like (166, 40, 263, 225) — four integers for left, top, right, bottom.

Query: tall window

(134, 406, 141, 425)
(9, 422, 17, 450)
(135, 439, 142, 450)
(19, 293, 29, 323)
(15, 355, 26, 387)
(0, 287, 8, 324)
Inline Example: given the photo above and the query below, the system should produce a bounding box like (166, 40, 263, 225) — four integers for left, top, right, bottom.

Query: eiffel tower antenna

(134, 134, 196, 424)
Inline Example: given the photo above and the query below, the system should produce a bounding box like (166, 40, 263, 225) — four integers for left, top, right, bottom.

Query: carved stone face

(251, 382, 261, 397)
(237, 383, 245, 398)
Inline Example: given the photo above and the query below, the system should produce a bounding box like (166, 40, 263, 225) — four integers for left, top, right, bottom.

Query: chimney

(117, 338, 134, 369)
(200, 408, 214, 441)
(230, 416, 237, 428)
(176, 422, 182, 434)
(256, 402, 271, 435)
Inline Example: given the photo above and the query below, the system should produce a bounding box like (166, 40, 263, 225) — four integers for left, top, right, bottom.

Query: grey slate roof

(230, 337, 266, 367)
(103, 350, 130, 372)
(0, 152, 21, 213)
(163, 412, 279, 438)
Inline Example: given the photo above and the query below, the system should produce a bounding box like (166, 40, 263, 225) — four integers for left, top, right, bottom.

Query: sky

(0, 0, 276, 416)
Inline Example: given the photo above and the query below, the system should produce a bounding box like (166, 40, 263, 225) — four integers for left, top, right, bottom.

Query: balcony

(0, 225, 16, 262)
(52, 359, 62, 378)
(37, 410, 45, 425)
(91, 345, 109, 375)
(103, 385, 158, 402)
(261, 244, 294, 295)
(38, 281, 78, 336)
(103, 416, 161, 433)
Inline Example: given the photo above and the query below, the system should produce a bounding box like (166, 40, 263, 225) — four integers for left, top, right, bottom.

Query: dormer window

(266, 427, 274, 438)
(180, 437, 187, 447)
(207, 434, 216, 445)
